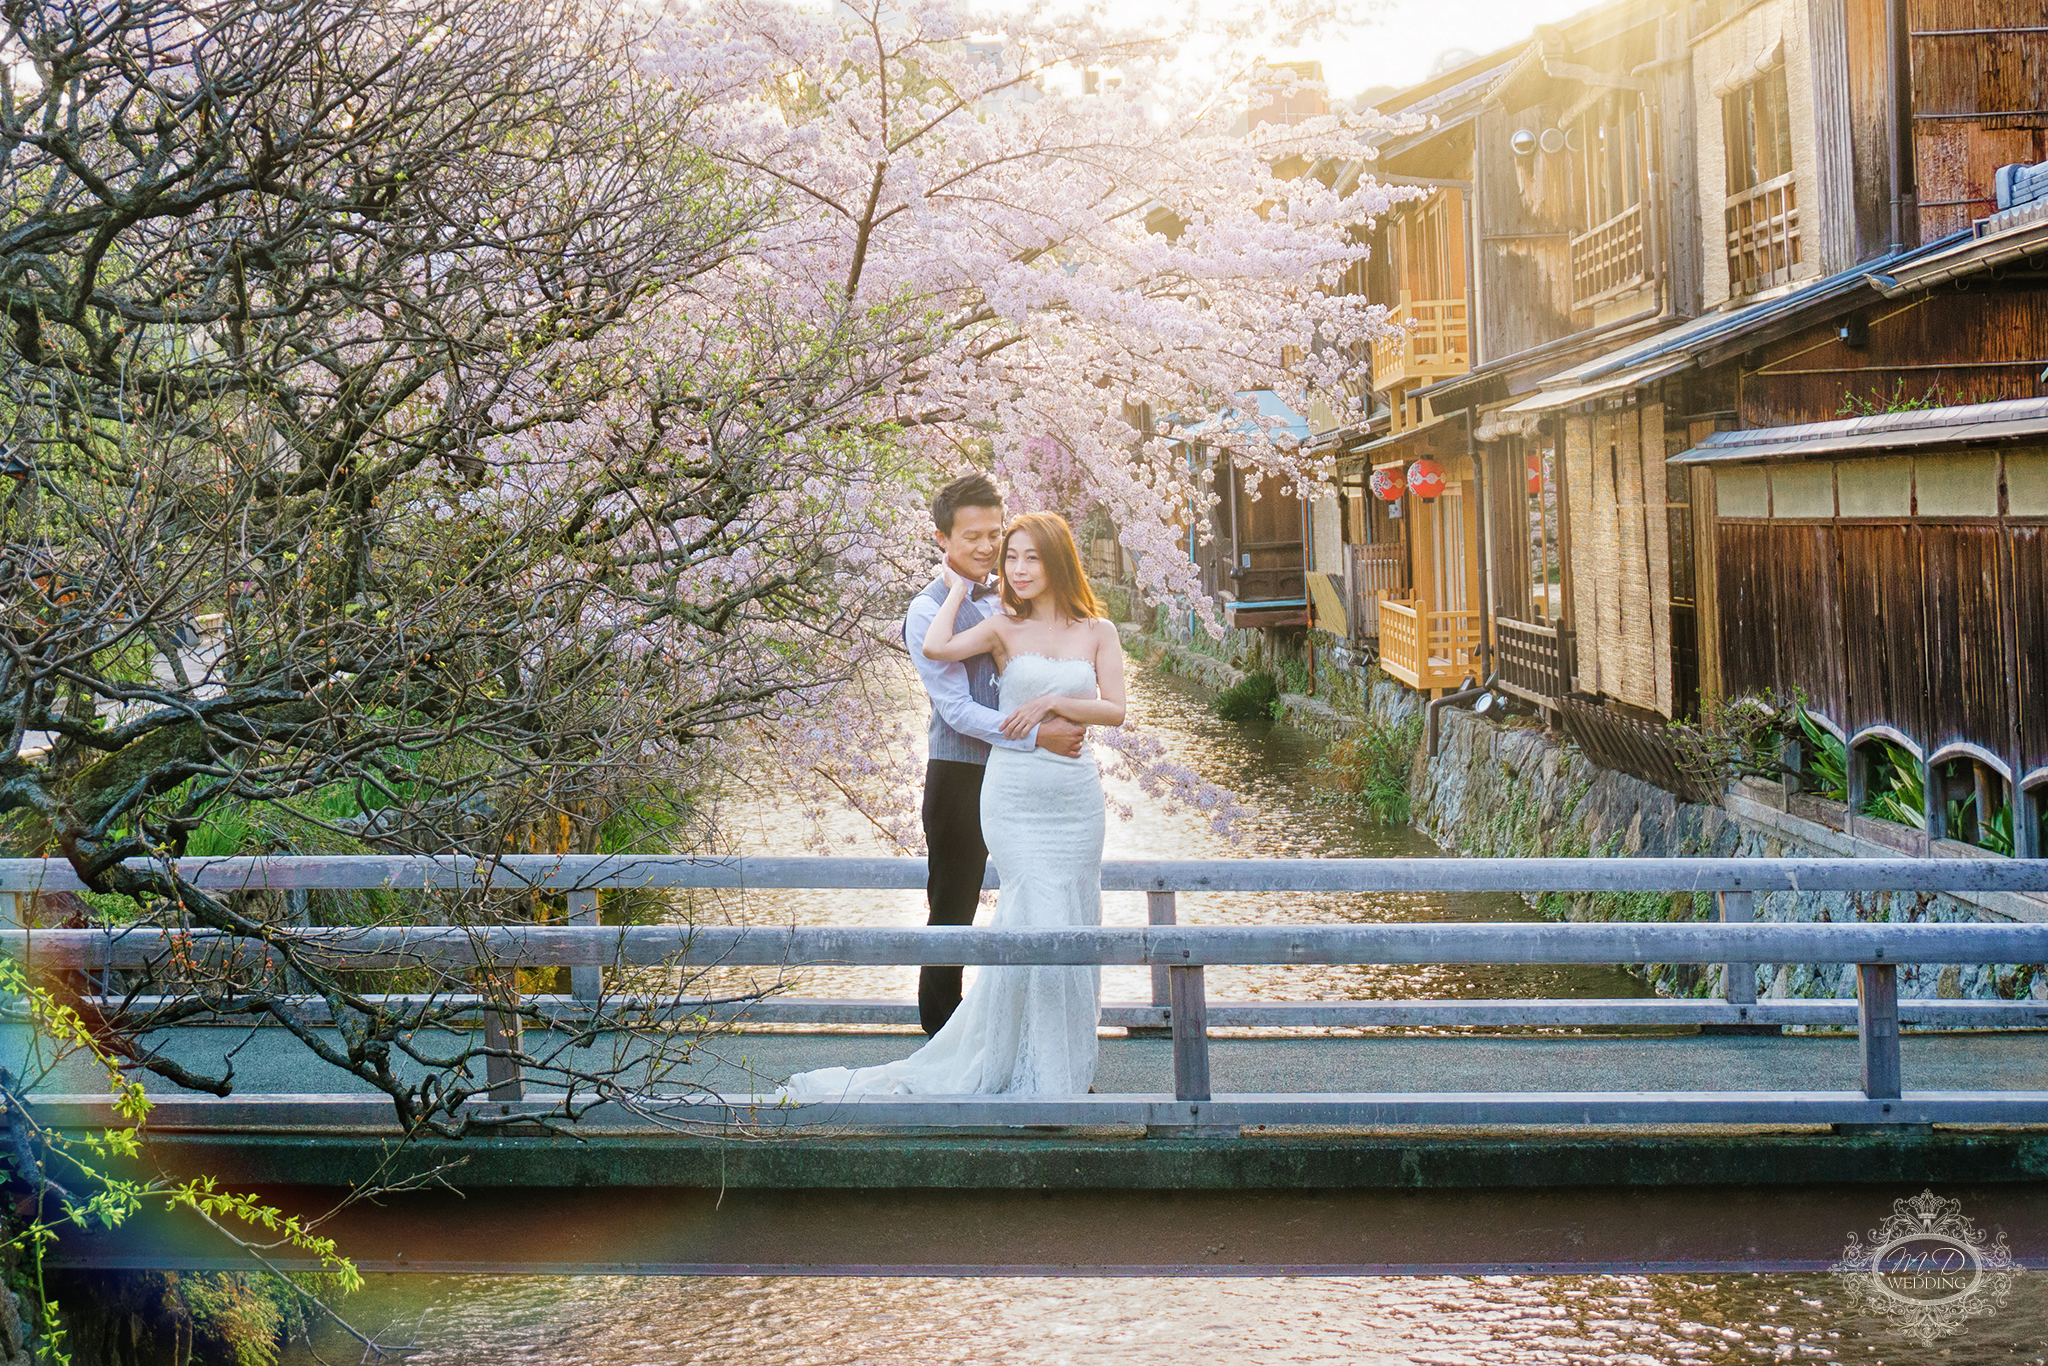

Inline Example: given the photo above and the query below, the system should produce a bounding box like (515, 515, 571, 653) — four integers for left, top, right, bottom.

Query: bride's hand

(999, 694, 1061, 739)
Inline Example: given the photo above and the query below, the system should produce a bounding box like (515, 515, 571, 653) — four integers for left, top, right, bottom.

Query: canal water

(274, 663, 2042, 1365)
(283, 1268, 2048, 1364)
(681, 661, 1648, 1013)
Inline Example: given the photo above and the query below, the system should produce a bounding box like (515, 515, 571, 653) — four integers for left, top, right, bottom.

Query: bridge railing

(7, 855, 2048, 1133)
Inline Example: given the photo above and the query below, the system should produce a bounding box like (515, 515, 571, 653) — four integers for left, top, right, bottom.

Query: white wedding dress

(783, 654, 1106, 1097)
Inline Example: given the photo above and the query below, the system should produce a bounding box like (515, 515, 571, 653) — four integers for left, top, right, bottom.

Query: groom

(905, 474, 1086, 1035)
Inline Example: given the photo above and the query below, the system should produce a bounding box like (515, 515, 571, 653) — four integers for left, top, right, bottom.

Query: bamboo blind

(1564, 404, 1677, 718)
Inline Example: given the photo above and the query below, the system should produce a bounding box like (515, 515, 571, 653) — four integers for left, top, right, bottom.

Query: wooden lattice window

(1581, 98, 1645, 230)
(1722, 63, 1800, 295)
(1569, 97, 1652, 306)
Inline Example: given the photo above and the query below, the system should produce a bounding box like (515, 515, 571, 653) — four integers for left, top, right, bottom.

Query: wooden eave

(1378, 127, 1477, 185)
(1548, 0, 1667, 56)
(1689, 289, 1883, 373)
(1485, 51, 1565, 114)
(1338, 407, 1470, 468)
(1424, 313, 1680, 412)
(1487, 8, 1659, 111)
(1550, 6, 1664, 68)
(1369, 40, 1533, 119)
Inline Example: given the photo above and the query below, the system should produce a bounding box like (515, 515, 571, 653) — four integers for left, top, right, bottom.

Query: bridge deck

(20, 1020, 2046, 1110)
(32, 1026, 2048, 1275)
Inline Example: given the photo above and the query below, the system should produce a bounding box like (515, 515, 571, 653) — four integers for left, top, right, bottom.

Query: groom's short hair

(931, 473, 1002, 534)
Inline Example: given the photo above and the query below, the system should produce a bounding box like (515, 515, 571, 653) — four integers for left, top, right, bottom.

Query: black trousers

(920, 759, 989, 1035)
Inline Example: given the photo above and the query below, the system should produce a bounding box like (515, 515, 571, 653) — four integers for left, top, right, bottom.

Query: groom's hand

(1035, 716, 1085, 758)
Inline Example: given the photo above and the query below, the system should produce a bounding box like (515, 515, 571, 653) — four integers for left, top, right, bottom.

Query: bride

(782, 512, 1126, 1097)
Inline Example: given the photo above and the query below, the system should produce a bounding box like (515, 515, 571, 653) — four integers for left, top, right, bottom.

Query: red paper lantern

(1406, 458, 1446, 500)
(1526, 454, 1543, 495)
(1369, 466, 1406, 501)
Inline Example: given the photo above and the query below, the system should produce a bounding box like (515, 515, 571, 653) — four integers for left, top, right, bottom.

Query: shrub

(1965, 800, 2016, 856)
(1315, 712, 1425, 823)
(1860, 739, 1925, 830)
(1796, 710, 1848, 800)
(1213, 671, 1281, 723)
(1097, 584, 1135, 624)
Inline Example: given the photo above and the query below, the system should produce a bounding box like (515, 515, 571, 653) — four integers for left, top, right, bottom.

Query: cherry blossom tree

(650, 0, 1402, 611)
(633, 0, 1406, 844)
(0, 0, 1402, 1122)
(0, 0, 930, 1124)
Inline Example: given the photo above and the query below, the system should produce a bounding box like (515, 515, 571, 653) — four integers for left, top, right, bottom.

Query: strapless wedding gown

(783, 654, 1106, 1097)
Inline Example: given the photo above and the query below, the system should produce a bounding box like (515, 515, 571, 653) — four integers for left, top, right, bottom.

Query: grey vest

(916, 579, 1001, 765)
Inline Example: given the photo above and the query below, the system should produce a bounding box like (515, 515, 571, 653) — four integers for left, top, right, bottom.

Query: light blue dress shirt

(905, 578, 1037, 762)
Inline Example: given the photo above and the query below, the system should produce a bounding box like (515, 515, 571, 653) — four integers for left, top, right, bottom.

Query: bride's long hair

(1000, 513, 1104, 622)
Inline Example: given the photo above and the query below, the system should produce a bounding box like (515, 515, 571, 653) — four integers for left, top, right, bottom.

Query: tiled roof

(1542, 232, 1972, 389)
(1670, 396, 2048, 464)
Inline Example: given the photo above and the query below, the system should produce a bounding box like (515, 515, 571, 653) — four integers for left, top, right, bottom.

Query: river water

(277, 1270, 2048, 1364)
(276, 663, 2043, 1366)
(680, 661, 1647, 1012)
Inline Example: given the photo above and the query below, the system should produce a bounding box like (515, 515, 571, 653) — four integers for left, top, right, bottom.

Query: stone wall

(0, 1247, 28, 1366)
(1416, 705, 2046, 1003)
(1128, 623, 2046, 1004)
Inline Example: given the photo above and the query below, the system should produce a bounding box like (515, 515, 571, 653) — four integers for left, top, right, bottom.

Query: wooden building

(1316, 51, 1518, 693)
(1185, 394, 1318, 631)
(1197, 0, 2047, 856)
(1676, 398, 2048, 858)
(1203, 453, 1312, 630)
(1667, 0, 2048, 854)
(1407, 0, 2046, 796)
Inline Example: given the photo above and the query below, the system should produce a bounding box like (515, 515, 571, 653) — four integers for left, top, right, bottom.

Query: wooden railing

(1347, 543, 1407, 639)
(1559, 696, 1716, 805)
(1374, 599, 1482, 693)
(11, 855, 2048, 1134)
(1369, 292, 1470, 393)
(1495, 616, 1574, 712)
(1725, 172, 1801, 297)
(1570, 201, 1649, 306)
(1376, 595, 1421, 676)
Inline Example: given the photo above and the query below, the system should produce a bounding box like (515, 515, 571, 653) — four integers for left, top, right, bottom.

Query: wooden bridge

(8, 855, 2048, 1274)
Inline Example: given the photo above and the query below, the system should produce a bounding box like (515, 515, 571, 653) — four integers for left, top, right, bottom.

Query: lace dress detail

(782, 654, 1105, 1097)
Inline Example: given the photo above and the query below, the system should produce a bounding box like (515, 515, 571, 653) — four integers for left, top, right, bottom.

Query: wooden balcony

(1375, 597, 1482, 694)
(1725, 173, 1801, 297)
(1369, 293, 1470, 394)
(1569, 202, 1649, 307)
(1347, 542, 1407, 639)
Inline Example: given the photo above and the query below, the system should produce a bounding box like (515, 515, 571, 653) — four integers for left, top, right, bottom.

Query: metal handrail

(17, 921, 2048, 969)
(11, 856, 2047, 1131)
(7, 854, 2047, 893)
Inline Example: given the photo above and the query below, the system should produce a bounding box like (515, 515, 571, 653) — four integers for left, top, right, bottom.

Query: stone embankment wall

(1417, 705, 2045, 1002)
(1127, 625, 2046, 1004)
